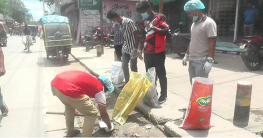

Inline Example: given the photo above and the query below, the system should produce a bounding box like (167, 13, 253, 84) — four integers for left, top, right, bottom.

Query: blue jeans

(0, 87, 6, 108)
(188, 60, 209, 84)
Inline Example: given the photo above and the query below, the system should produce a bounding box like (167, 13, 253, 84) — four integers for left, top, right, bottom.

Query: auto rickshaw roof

(40, 15, 69, 24)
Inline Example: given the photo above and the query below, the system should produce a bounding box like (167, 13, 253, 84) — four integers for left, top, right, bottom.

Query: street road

(0, 36, 166, 137)
(0, 36, 86, 137)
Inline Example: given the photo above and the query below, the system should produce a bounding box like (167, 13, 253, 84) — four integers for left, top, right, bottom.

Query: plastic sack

(111, 61, 124, 85)
(22, 36, 26, 45)
(180, 77, 214, 129)
(112, 71, 152, 125)
(143, 67, 159, 107)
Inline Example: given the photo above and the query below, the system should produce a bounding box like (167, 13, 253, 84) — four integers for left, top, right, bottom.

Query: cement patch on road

(136, 92, 188, 125)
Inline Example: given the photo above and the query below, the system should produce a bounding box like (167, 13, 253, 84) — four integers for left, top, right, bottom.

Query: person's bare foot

(65, 130, 80, 137)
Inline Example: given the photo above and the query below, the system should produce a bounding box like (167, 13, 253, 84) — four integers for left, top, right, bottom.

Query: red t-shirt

(140, 14, 169, 54)
(51, 70, 103, 98)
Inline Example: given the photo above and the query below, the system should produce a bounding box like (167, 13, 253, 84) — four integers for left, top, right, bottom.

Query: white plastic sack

(111, 61, 124, 85)
(143, 67, 159, 107)
(22, 36, 33, 45)
(22, 36, 26, 45)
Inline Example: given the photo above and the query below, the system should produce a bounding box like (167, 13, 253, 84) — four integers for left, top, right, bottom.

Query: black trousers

(144, 52, 167, 97)
(122, 53, 138, 83)
(114, 45, 123, 61)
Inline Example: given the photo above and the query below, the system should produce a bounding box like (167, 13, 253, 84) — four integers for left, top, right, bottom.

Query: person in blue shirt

(244, 1, 259, 36)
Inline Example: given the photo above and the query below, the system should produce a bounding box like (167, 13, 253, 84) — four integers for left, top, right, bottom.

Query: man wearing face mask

(136, 1, 169, 104)
(182, 0, 217, 85)
(106, 10, 140, 84)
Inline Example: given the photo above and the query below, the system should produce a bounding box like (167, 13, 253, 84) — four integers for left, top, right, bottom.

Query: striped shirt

(112, 24, 124, 45)
(120, 17, 137, 54)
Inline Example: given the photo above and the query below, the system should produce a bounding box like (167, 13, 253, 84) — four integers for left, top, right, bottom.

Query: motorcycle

(0, 38, 7, 47)
(104, 33, 114, 48)
(165, 22, 190, 57)
(240, 36, 263, 70)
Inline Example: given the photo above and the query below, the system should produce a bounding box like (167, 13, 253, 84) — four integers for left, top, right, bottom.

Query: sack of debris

(22, 36, 26, 45)
(180, 77, 214, 129)
(143, 67, 159, 107)
(111, 61, 124, 85)
(112, 71, 152, 125)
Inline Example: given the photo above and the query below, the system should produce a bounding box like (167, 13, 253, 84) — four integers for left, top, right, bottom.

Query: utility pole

(100, 0, 104, 54)
(43, 0, 46, 16)
(159, 0, 163, 13)
(55, 0, 61, 15)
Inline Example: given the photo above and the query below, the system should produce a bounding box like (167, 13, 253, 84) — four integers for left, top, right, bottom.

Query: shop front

(151, 0, 210, 32)
(211, 0, 263, 43)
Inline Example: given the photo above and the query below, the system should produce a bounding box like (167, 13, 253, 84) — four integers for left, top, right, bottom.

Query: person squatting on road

(106, 10, 140, 84)
(112, 24, 124, 61)
(136, 1, 169, 104)
(51, 70, 114, 137)
(182, 0, 217, 84)
(0, 43, 8, 115)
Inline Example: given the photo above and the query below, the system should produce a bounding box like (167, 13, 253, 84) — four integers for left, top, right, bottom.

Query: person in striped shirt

(107, 10, 140, 84)
(112, 24, 124, 61)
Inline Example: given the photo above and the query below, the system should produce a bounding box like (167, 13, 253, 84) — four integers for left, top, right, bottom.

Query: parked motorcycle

(0, 38, 7, 47)
(104, 33, 114, 48)
(240, 36, 263, 70)
(166, 22, 190, 57)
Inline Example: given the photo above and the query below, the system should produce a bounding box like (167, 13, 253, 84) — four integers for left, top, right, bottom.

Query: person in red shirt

(136, 1, 169, 104)
(51, 70, 114, 137)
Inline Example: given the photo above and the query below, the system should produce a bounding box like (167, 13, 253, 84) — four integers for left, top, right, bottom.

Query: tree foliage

(37, 0, 55, 7)
(0, 0, 9, 15)
(7, 0, 26, 23)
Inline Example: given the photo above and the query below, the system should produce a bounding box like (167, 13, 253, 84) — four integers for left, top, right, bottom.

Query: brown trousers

(51, 86, 98, 137)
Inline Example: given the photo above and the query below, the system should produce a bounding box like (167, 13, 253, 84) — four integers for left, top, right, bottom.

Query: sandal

(1, 105, 8, 116)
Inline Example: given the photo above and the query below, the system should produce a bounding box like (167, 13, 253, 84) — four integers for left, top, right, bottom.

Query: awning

(40, 15, 69, 24)
(152, 0, 178, 5)
(61, 1, 76, 13)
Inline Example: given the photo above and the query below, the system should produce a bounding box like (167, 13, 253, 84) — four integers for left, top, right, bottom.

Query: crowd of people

(0, 0, 221, 137)
(48, 0, 218, 137)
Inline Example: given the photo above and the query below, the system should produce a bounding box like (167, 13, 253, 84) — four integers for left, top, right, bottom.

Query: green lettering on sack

(197, 96, 211, 106)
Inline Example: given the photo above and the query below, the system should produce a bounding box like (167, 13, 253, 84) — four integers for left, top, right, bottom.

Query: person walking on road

(112, 24, 124, 61)
(0, 46, 8, 116)
(107, 10, 140, 84)
(51, 70, 114, 137)
(23, 24, 31, 50)
(182, 0, 217, 84)
(136, 1, 169, 104)
(244, 1, 259, 36)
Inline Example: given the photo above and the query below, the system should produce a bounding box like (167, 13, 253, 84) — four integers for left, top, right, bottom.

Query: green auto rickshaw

(40, 15, 72, 65)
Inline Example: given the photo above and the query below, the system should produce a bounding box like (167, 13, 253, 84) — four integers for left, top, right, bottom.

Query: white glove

(182, 54, 189, 66)
(104, 122, 114, 132)
(144, 21, 153, 31)
(131, 48, 139, 59)
(203, 57, 213, 73)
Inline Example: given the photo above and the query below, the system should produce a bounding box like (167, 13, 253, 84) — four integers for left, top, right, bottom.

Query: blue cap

(98, 76, 114, 93)
(184, 0, 205, 12)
